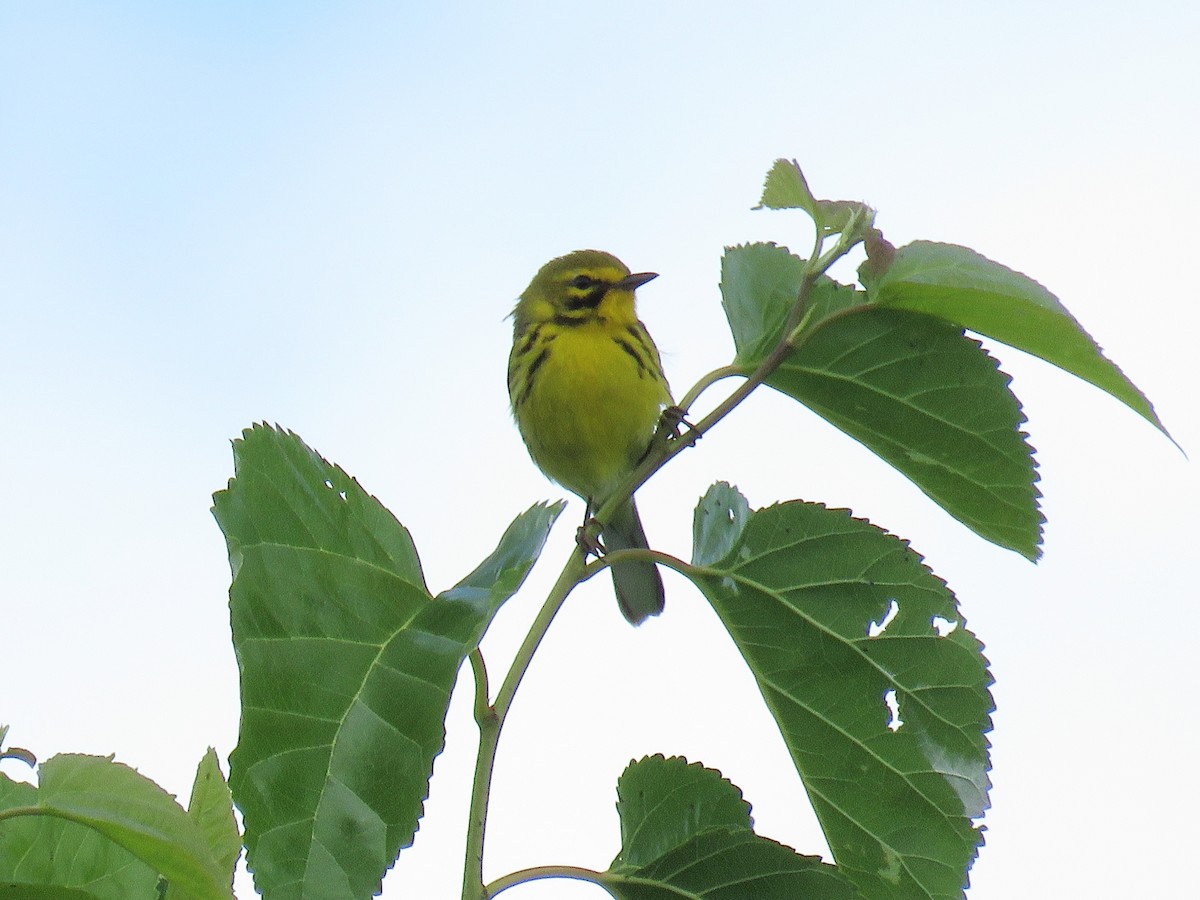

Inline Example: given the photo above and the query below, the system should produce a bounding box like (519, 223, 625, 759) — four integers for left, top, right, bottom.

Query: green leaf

(438, 495, 568, 610)
(721, 242, 868, 365)
(601, 828, 861, 899)
(180, 750, 240, 890)
(0, 755, 232, 900)
(0, 726, 36, 769)
(754, 159, 871, 239)
(212, 423, 561, 899)
(691, 481, 751, 568)
(755, 159, 819, 214)
(686, 486, 993, 900)
(213, 423, 427, 592)
(611, 755, 753, 871)
(780, 308, 1041, 558)
(862, 241, 1171, 438)
(720, 244, 1042, 559)
(2, 770, 161, 899)
(601, 755, 859, 899)
(721, 241, 799, 362)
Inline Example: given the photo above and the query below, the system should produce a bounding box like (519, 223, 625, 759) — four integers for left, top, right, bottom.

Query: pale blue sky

(2, 3, 1197, 898)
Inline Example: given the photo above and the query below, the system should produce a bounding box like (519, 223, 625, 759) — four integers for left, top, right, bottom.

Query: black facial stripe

(552, 313, 588, 327)
(564, 284, 608, 311)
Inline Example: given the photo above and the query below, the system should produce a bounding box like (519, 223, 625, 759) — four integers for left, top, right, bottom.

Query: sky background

(2, 2, 1197, 898)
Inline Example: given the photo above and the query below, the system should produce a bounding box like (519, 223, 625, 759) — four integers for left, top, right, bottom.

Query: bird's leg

(576, 500, 606, 558)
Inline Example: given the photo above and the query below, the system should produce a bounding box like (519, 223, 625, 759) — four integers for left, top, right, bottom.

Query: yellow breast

(512, 318, 670, 502)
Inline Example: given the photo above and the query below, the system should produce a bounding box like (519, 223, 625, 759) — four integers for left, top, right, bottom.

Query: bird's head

(513, 249, 657, 329)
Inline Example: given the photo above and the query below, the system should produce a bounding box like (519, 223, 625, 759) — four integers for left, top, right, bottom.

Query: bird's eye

(570, 274, 594, 290)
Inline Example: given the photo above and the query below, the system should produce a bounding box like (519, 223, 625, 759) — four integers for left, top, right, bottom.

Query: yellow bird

(508, 250, 671, 624)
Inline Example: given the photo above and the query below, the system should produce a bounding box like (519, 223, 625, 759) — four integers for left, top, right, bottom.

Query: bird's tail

(603, 497, 665, 625)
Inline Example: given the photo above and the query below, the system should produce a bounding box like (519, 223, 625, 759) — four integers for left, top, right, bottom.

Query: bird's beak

(617, 271, 658, 291)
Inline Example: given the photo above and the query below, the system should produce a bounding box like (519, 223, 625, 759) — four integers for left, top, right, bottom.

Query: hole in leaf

(884, 689, 903, 732)
(868, 599, 899, 637)
(931, 616, 958, 637)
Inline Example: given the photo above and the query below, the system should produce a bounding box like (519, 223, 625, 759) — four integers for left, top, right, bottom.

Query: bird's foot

(576, 518, 606, 558)
(661, 405, 701, 448)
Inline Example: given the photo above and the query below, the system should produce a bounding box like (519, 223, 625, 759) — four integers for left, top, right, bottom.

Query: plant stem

(461, 552, 589, 900)
(493, 553, 589, 719)
(469, 650, 490, 723)
(675, 365, 742, 413)
(462, 695, 498, 899)
(485, 864, 613, 897)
